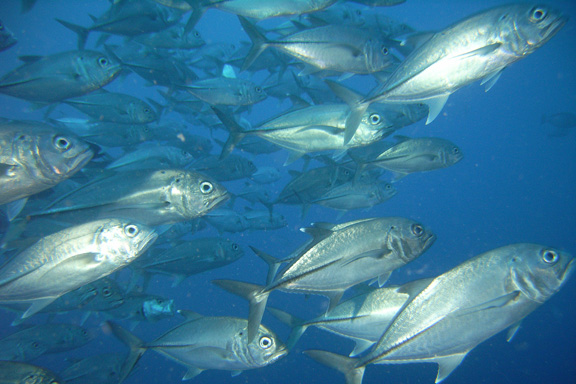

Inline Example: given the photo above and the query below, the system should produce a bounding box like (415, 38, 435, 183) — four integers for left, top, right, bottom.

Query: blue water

(0, 1, 575, 383)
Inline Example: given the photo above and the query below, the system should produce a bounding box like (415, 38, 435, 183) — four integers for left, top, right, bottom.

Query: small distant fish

(0, 19, 17, 52)
(61, 353, 127, 384)
(191, 154, 257, 181)
(0, 50, 121, 102)
(107, 311, 287, 382)
(132, 24, 205, 49)
(103, 292, 175, 328)
(541, 112, 576, 137)
(180, 76, 266, 106)
(0, 361, 60, 384)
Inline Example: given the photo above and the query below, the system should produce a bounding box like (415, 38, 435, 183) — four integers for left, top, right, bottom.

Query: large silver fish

(108, 312, 287, 381)
(215, 216, 435, 342)
(240, 18, 399, 75)
(336, 4, 568, 142)
(30, 169, 229, 227)
(0, 50, 121, 102)
(306, 243, 574, 384)
(0, 119, 93, 213)
(0, 218, 157, 319)
(0, 361, 60, 384)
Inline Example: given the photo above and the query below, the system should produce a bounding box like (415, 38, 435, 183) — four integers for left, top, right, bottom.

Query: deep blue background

(0, 1, 575, 383)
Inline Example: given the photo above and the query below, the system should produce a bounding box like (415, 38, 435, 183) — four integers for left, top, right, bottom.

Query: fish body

(108, 314, 287, 381)
(0, 50, 121, 102)
(181, 77, 266, 106)
(0, 218, 157, 319)
(61, 353, 126, 384)
(212, 0, 338, 20)
(0, 119, 93, 206)
(32, 169, 229, 226)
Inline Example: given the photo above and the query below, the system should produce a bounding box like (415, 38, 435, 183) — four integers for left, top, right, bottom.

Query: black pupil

(382, 47, 388, 54)
(534, 10, 543, 19)
(544, 251, 556, 262)
(100, 58, 107, 65)
(58, 139, 68, 148)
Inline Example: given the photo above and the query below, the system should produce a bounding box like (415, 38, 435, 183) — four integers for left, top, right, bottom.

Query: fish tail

(238, 16, 270, 72)
(267, 307, 308, 351)
(249, 246, 286, 285)
(55, 19, 89, 50)
(324, 80, 370, 145)
(304, 350, 365, 384)
(106, 321, 147, 384)
(184, 1, 207, 33)
(211, 106, 247, 159)
(212, 279, 269, 343)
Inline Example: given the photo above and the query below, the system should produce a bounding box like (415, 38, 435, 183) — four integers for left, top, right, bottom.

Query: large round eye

(411, 224, 424, 236)
(102, 287, 112, 297)
(200, 181, 213, 194)
(54, 136, 71, 150)
(541, 249, 558, 264)
(193, 30, 201, 38)
(124, 224, 139, 238)
(381, 46, 389, 55)
(255, 86, 263, 94)
(232, 243, 239, 251)
(259, 336, 273, 349)
(530, 8, 546, 22)
(385, 183, 393, 190)
(452, 147, 460, 154)
(369, 113, 381, 125)
(98, 57, 109, 67)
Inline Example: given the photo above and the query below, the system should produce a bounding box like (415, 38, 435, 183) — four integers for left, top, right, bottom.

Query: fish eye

(259, 336, 273, 349)
(53, 136, 71, 150)
(32, 342, 40, 349)
(255, 86, 263, 93)
(385, 184, 392, 190)
(381, 46, 389, 55)
(194, 31, 200, 37)
(81, 329, 88, 336)
(144, 108, 150, 113)
(200, 181, 213, 194)
(369, 113, 381, 125)
(232, 243, 239, 251)
(452, 147, 460, 154)
(530, 8, 546, 22)
(411, 224, 424, 236)
(102, 287, 112, 297)
(98, 57, 109, 66)
(541, 249, 558, 264)
(124, 224, 139, 238)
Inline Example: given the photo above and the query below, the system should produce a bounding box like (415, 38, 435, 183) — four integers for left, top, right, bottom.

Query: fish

(0, 361, 61, 384)
(179, 75, 267, 106)
(0, 218, 158, 320)
(104, 145, 194, 171)
(131, 24, 205, 50)
(61, 353, 127, 384)
(305, 243, 574, 384)
(350, 136, 464, 180)
(133, 237, 245, 287)
(312, 180, 397, 214)
(335, 4, 568, 142)
(107, 311, 287, 381)
(0, 50, 121, 103)
(268, 279, 430, 354)
(250, 166, 281, 184)
(30, 169, 229, 227)
(0, 19, 17, 52)
(214, 216, 436, 342)
(240, 17, 399, 75)
(56, 0, 183, 49)
(62, 90, 158, 124)
(541, 112, 576, 137)
(103, 292, 175, 328)
(190, 154, 257, 181)
(0, 324, 94, 361)
(0, 119, 93, 218)
(203, 208, 249, 234)
(243, 209, 288, 231)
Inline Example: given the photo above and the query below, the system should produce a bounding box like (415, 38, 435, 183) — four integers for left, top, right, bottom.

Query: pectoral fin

(425, 95, 449, 125)
(481, 69, 504, 92)
(22, 297, 58, 319)
(350, 339, 374, 357)
(506, 320, 522, 342)
(434, 352, 468, 383)
(182, 367, 204, 381)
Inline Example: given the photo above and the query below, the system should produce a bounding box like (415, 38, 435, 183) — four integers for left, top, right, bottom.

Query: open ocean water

(0, 1, 575, 383)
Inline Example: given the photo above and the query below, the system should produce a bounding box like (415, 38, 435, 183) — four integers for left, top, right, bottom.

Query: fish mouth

(541, 15, 569, 42)
(210, 191, 231, 210)
(270, 347, 289, 363)
(423, 233, 437, 251)
(138, 230, 159, 256)
(560, 257, 575, 284)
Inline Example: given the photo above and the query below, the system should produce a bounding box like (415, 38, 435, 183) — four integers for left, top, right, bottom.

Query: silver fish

(108, 312, 287, 381)
(312, 180, 397, 213)
(0, 119, 93, 210)
(0, 50, 121, 102)
(306, 244, 574, 384)
(103, 293, 175, 327)
(31, 169, 229, 227)
(336, 4, 568, 142)
(215, 216, 435, 342)
(0, 218, 157, 319)
(132, 24, 205, 49)
(180, 76, 266, 106)
(61, 353, 127, 384)
(0, 361, 61, 384)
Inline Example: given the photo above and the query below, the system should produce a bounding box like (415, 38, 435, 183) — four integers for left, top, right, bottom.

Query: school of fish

(0, 1, 573, 383)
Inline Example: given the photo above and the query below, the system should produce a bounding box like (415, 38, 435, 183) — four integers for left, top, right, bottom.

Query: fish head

(364, 38, 400, 72)
(439, 141, 464, 167)
(221, 239, 245, 262)
(17, 339, 49, 361)
(185, 28, 206, 48)
(236, 325, 287, 369)
(244, 82, 267, 105)
(143, 296, 175, 322)
(129, 100, 158, 124)
(353, 105, 393, 146)
(37, 131, 94, 182)
(95, 219, 158, 266)
(64, 325, 96, 346)
(377, 182, 397, 201)
(508, 243, 574, 303)
(79, 50, 123, 88)
(501, 5, 568, 56)
(168, 171, 229, 219)
(89, 279, 125, 310)
(387, 218, 436, 264)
